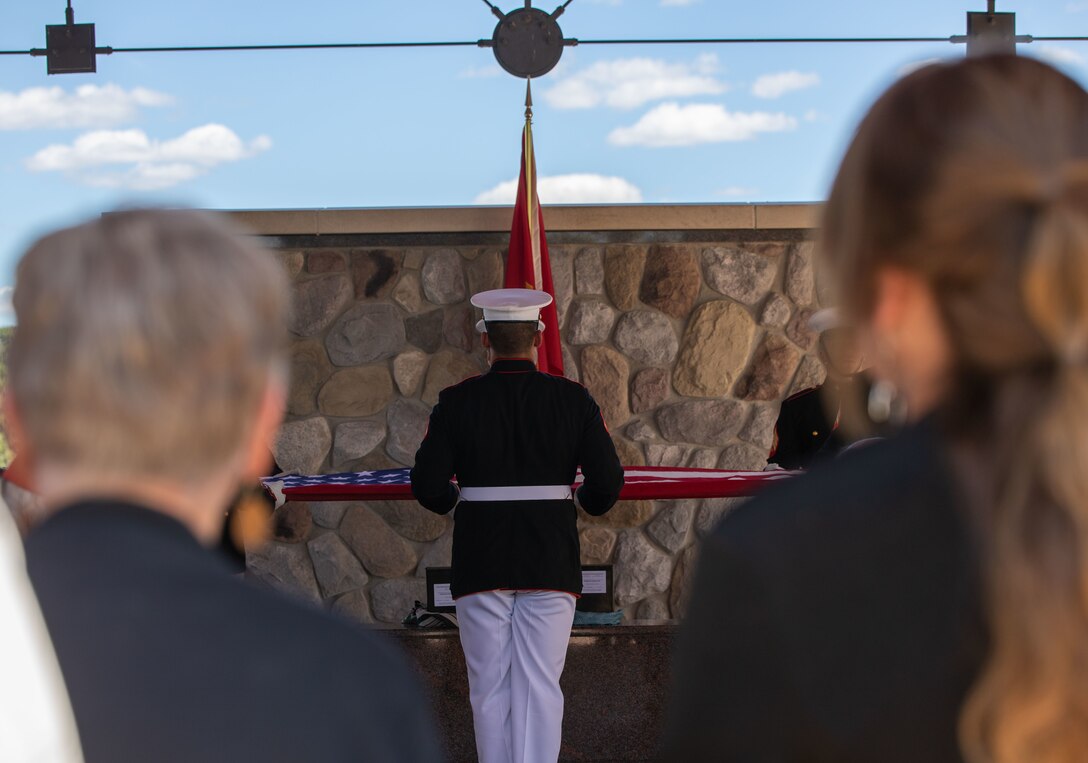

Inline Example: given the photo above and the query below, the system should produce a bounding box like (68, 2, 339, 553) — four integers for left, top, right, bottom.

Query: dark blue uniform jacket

(411, 358, 624, 598)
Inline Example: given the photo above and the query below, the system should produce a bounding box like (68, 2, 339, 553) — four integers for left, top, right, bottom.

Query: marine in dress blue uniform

(411, 289, 623, 763)
(768, 309, 875, 469)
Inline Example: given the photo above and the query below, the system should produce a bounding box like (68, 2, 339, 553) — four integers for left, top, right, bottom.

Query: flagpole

(523, 77, 543, 299)
(505, 74, 563, 375)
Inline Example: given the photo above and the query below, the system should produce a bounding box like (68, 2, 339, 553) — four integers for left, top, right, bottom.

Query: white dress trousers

(456, 590, 576, 763)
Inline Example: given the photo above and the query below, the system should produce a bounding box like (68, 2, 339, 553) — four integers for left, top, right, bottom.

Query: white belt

(458, 485, 572, 502)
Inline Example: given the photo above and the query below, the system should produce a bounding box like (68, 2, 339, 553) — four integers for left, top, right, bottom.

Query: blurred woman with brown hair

(662, 55, 1088, 763)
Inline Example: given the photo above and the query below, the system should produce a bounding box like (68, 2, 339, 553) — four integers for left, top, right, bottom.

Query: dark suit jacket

(26, 501, 444, 763)
(411, 357, 624, 598)
(768, 386, 843, 469)
(661, 420, 987, 762)
(769, 376, 879, 470)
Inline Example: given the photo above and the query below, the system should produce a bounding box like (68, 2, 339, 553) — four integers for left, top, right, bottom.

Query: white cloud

(751, 71, 820, 99)
(0, 84, 171, 130)
(0, 286, 12, 322)
(81, 163, 204, 190)
(608, 102, 796, 147)
(474, 173, 643, 205)
(1036, 46, 1086, 67)
(26, 124, 272, 190)
(898, 58, 943, 77)
(543, 54, 725, 110)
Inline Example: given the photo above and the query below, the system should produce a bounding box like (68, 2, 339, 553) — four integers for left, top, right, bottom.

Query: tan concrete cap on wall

(224, 203, 821, 237)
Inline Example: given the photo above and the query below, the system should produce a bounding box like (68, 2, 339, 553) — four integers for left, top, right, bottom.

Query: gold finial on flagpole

(525, 77, 533, 122)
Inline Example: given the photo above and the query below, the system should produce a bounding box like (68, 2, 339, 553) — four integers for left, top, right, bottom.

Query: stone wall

(245, 212, 824, 624)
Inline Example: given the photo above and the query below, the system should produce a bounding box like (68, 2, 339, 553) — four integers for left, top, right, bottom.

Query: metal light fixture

(45, 1, 97, 74)
(965, 0, 1017, 57)
(481, 1, 577, 79)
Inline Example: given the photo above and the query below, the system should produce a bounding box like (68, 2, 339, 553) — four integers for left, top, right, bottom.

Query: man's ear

(481, 332, 491, 349)
(244, 379, 286, 481)
(2, 389, 29, 459)
(533, 332, 543, 348)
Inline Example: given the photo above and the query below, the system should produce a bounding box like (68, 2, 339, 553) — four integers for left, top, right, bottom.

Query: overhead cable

(3, 33, 1085, 59)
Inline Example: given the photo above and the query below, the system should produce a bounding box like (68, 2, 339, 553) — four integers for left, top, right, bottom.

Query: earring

(227, 484, 273, 553)
(867, 379, 907, 426)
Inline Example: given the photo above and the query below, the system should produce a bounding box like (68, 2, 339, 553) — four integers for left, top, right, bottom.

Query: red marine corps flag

(504, 80, 563, 376)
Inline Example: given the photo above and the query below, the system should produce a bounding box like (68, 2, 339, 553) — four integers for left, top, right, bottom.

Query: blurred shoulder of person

(12, 209, 443, 763)
(0, 490, 83, 763)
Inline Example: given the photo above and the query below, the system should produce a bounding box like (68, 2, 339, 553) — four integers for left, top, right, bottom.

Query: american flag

(263, 466, 795, 503)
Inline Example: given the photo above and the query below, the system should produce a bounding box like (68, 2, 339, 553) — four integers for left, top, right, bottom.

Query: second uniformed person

(768, 309, 871, 469)
(411, 288, 624, 763)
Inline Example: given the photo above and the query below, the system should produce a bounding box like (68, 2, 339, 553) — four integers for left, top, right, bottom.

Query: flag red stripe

(273, 468, 793, 503)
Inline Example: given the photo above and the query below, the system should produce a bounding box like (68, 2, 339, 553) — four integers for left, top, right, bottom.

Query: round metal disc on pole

(491, 7, 564, 78)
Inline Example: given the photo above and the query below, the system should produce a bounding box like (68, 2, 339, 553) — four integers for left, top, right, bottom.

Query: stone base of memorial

(381, 621, 675, 762)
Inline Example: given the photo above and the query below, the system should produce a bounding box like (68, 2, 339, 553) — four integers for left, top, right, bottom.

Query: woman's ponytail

(960, 185, 1088, 763)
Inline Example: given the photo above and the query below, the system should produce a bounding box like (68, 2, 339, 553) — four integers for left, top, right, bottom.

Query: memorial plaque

(426, 567, 455, 612)
(577, 565, 614, 613)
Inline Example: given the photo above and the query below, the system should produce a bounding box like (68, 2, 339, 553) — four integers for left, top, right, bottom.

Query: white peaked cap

(471, 288, 552, 333)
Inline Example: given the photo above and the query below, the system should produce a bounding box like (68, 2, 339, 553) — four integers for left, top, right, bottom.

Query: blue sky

(0, 1, 1084, 324)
